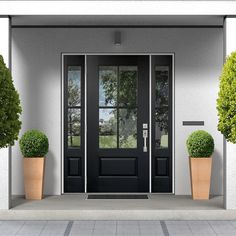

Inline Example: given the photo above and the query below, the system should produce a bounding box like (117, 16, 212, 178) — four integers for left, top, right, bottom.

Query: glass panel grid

(68, 108, 81, 147)
(98, 65, 138, 149)
(67, 66, 82, 149)
(155, 66, 169, 149)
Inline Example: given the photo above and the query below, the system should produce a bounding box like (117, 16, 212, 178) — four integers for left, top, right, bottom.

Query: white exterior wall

(12, 28, 223, 195)
(0, 17, 10, 209)
(224, 17, 236, 209)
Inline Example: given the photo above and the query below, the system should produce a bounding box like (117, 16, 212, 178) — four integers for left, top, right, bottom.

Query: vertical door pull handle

(143, 130, 148, 152)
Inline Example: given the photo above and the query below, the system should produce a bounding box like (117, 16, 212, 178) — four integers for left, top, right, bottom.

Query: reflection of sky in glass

(68, 66, 81, 106)
(99, 109, 115, 122)
(68, 66, 81, 88)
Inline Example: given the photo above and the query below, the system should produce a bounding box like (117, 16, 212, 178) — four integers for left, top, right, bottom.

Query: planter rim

(189, 156, 212, 159)
(23, 156, 45, 159)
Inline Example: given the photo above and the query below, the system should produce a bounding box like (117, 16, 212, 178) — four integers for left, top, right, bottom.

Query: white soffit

(11, 15, 224, 26)
(0, 1, 236, 15)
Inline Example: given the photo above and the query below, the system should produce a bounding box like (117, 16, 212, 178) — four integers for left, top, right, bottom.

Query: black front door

(87, 56, 149, 192)
(63, 54, 173, 193)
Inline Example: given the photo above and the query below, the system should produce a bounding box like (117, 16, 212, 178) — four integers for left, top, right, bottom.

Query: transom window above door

(98, 66, 138, 149)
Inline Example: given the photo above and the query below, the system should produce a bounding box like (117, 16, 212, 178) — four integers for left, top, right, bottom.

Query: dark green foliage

(217, 51, 236, 143)
(186, 130, 214, 158)
(19, 130, 49, 157)
(0, 55, 22, 148)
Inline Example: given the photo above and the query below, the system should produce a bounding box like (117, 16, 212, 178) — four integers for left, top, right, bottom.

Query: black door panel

(87, 55, 149, 192)
(64, 55, 85, 193)
(151, 55, 172, 193)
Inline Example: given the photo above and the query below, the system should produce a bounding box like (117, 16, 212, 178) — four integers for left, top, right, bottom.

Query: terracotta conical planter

(23, 157, 45, 200)
(189, 157, 212, 200)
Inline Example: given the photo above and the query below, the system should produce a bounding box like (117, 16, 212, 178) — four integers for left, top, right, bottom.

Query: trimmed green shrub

(19, 130, 49, 157)
(186, 130, 214, 158)
(217, 51, 236, 143)
(0, 55, 22, 148)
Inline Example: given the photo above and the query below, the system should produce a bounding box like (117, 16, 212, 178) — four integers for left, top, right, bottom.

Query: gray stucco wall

(12, 28, 223, 195)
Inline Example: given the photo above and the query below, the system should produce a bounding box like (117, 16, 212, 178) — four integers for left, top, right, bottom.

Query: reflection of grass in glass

(99, 135, 117, 148)
(99, 135, 137, 148)
(120, 135, 137, 148)
(68, 136, 80, 147)
(68, 135, 137, 148)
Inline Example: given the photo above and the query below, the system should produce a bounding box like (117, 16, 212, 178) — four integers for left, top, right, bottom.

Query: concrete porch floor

(0, 194, 234, 220)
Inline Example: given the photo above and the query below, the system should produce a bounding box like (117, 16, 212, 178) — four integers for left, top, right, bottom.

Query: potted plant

(186, 130, 214, 200)
(19, 130, 49, 200)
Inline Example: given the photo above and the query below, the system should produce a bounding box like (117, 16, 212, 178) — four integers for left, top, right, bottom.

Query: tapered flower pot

(23, 157, 45, 200)
(189, 157, 212, 200)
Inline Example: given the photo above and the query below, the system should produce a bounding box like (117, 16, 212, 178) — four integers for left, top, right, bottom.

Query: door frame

(61, 53, 175, 194)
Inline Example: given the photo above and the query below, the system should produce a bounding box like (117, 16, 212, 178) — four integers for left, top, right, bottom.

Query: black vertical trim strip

(117, 66, 120, 148)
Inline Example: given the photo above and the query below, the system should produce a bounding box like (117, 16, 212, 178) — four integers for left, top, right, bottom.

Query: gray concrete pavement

(1, 220, 236, 235)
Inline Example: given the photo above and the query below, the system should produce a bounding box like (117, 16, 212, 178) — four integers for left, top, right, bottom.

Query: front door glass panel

(99, 108, 117, 148)
(98, 66, 138, 149)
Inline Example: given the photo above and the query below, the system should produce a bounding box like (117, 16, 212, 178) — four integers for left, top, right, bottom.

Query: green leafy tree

(217, 51, 236, 143)
(0, 55, 22, 148)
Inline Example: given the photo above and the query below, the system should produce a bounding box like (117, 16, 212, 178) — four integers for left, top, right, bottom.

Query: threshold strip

(87, 194, 148, 199)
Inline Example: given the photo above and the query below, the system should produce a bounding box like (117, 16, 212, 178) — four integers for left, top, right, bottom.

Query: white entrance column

(224, 17, 236, 209)
(0, 17, 11, 210)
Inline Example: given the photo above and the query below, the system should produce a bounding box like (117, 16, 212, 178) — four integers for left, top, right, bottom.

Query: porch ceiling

(12, 15, 224, 26)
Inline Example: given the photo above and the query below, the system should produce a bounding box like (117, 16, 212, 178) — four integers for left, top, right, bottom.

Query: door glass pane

(68, 66, 81, 107)
(99, 108, 117, 148)
(155, 66, 169, 149)
(68, 108, 81, 147)
(155, 66, 169, 107)
(119, 66, 138, 107)
(119, 109, 137, 148)
(99, 66, 118, 106)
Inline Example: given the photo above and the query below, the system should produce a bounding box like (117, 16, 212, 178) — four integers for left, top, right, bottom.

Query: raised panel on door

(151, 55, 173, 193)
(87, 55, 149, 192)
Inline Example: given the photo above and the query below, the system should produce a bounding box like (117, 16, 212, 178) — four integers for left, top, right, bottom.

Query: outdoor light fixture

(114, 31, 121, 45)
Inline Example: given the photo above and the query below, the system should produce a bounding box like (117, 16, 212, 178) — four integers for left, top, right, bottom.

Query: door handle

(143, 129, 148, 152)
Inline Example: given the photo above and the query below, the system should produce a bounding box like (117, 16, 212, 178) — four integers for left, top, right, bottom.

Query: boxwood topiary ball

(19, 130, 49, 157)
(186, 130, 214, 158)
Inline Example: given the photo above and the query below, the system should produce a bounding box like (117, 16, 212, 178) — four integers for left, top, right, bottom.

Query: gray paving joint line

(64, 220, 73, 236)
(160, 220, 170, 236)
